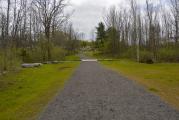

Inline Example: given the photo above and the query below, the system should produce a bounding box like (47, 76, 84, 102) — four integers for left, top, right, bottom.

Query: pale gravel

(38, 61, 179, 120)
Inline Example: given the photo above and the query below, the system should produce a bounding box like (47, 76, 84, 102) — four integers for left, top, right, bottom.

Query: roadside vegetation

(0, 62, 80, 120)
(0, 0, 178, 118)
(0, 0, 83, 74)
(93, 0, 179, 63)
(85, 49, 179, 109)
(0, 0, 83, 119)
(101, 60, 179, 110)
(87, 0, 179, 109)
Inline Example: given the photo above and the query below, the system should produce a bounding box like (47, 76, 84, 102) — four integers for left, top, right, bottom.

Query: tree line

(0, 0, 81, 73)
(95, 0, 179, 63)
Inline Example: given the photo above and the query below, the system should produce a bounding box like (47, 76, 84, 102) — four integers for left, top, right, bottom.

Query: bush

(0, 48, 21, 73)
(158, 48, 179, 62)
(120, 47, 136, 59)
(21, 46, 67, 63)
(146, 59, 154, 64)
(51, 46, 66, 60)
(139, 51, 154, 64)
(20, 48, 43, 63)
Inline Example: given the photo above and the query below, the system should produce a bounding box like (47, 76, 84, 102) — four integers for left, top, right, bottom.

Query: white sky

(68, 0, 124, 40)
(68, 0, 167, 40)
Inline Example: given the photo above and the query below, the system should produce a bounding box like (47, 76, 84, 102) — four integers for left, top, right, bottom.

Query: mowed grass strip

(0, 62, 79, 120)
(101, 60, 179, 110)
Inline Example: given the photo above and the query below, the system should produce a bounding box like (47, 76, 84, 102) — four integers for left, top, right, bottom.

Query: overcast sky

(68, 0, 166, 40)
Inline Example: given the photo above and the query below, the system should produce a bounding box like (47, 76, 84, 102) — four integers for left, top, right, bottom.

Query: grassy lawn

(101, 60, 179, 110)
(0, 62, 79, 120)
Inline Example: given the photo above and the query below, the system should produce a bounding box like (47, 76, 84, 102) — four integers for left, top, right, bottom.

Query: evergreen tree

(96, 22, 106, 49)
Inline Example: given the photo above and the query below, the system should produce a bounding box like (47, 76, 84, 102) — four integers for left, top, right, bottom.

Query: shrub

(139, 50, 154, 64)
(158, 48, 179, 62)
(51, 46, 66, 60)
(20, 48, 44, 63)
(20, 45, 67, 63)
(0, 48, 21, 73)
(120, 47, 136, 59)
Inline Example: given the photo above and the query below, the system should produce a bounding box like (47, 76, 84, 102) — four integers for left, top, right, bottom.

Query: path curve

(39, 61, 179, 120)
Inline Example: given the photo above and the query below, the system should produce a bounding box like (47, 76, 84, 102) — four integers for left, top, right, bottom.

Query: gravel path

(39, 61, 179, 120)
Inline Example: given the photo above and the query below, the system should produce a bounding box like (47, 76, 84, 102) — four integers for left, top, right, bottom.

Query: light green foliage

(101, 60, 179, 109)
(0, 62, 79, 120)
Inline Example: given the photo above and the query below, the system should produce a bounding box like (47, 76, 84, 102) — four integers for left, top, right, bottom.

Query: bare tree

(6, 0, 11, 37)
(146, 0, 160, 60)
(170, 0, 179, 44)
(130, 0, 141, 62)
(32, 0, 68, 60)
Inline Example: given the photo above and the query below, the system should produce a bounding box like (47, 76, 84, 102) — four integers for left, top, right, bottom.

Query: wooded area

(0, 0, 82, 73)
(0, 0, 179, 73)
(95, 0, 179, 63)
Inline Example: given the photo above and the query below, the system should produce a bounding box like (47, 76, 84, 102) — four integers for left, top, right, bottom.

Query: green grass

(101, 60, 179, 110)
(0, 62, 79, 120)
